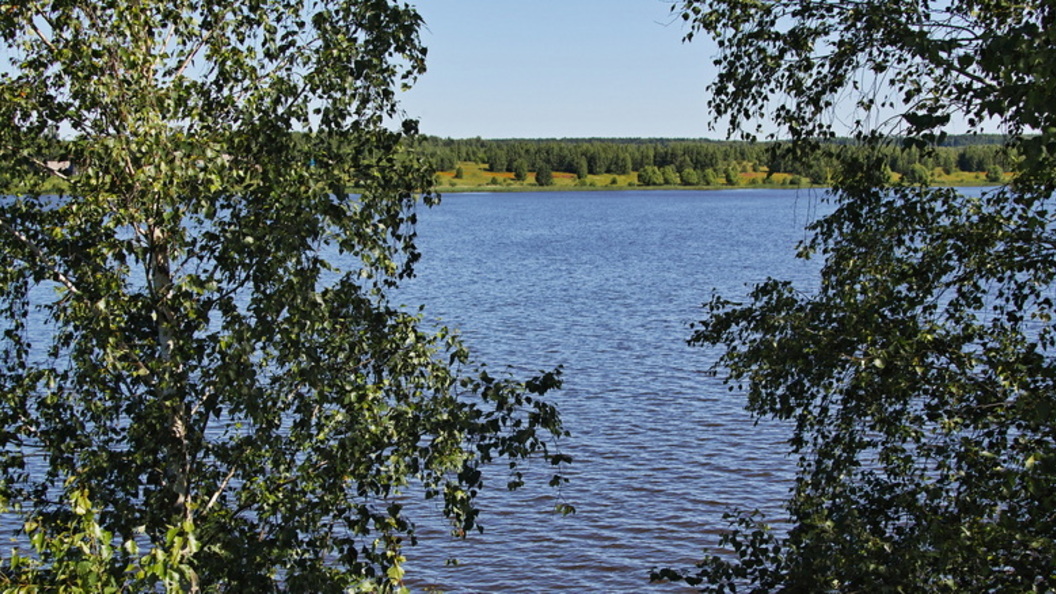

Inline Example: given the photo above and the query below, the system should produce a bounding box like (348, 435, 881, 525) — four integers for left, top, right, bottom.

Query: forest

(418, 135, 1011, 188)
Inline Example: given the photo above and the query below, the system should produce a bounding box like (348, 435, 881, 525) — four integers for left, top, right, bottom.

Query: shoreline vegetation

(15, 135, 1011, 195)
(422, 135, 1011, 192)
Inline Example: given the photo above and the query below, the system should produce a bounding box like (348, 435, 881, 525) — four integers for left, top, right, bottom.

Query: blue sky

(399, 0, 722, 139)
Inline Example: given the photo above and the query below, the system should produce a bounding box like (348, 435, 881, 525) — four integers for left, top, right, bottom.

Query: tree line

(11, 133, 1011, 192)
(419, 136, 1011, 185)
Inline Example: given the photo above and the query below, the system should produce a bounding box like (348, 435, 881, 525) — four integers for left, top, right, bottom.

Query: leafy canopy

(657, 0, 1056, 591)
(0, 0, 567, 591)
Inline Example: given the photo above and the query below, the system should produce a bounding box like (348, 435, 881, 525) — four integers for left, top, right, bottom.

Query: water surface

(397, 189, 829, 592)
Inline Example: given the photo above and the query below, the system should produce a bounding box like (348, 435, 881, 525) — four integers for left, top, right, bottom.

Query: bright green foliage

(0, 1, 567, 591)
(903, 162, 932, 185)
(661, 164, 681, 186)
(3, 489, 198, 592)
(722, 165, 740, 186)
(637, 165, 662, 186)
(661, 0, 1056, 591)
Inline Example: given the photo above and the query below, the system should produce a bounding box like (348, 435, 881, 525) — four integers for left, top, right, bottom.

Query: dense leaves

(0, 1, 567, 591)
(663, 0, 1056, 591)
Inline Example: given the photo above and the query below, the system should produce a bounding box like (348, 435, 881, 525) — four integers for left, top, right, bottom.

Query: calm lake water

(395, 189, 832, 593)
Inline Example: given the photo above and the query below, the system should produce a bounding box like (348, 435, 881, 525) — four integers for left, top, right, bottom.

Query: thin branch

(0, 216, 80, 296)
(30, 156, 71, 181)
(202, 463, 238, 514)
(161, 22, 176, 55)
(26, 21, 58, 55)
(175, 29, 215, 79)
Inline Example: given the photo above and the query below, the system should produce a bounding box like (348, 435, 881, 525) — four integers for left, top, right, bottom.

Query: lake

(394, 189, 832, 593)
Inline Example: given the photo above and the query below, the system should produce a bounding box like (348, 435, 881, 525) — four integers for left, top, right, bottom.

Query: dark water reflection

(395, 189, 830, 593)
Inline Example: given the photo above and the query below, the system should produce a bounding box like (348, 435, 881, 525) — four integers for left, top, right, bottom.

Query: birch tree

(0, 1, 567, 591)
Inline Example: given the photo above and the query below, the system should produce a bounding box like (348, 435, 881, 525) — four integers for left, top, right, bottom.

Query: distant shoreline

(432, 180, 1001, 194)
(433, 159, 1005, 194)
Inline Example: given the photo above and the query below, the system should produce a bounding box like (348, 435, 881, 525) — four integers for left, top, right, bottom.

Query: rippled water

(395, 189, 831, 593)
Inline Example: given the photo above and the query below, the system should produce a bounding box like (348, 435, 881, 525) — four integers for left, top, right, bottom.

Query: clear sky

(398, 0, 722, 139)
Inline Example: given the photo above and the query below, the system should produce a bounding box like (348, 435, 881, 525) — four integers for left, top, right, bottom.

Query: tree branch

(202, 463, 238, 514)
(0, 216, 79, 295)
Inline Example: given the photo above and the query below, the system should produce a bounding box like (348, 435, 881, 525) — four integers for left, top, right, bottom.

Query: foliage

(722, 166, 740, 186)
(0, 0, 568, 591)
(2, 489, 199, 593)
(535, 163, 554, 186)
(665, 0, 1056, 591)
(661, 164, 681, 186)
(638, 165, 663, 186)
(902, 162, 932, 185)
(512, 159, 529, 182)
(574, 156, 589, 180)
(680, 167, 701, 186)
